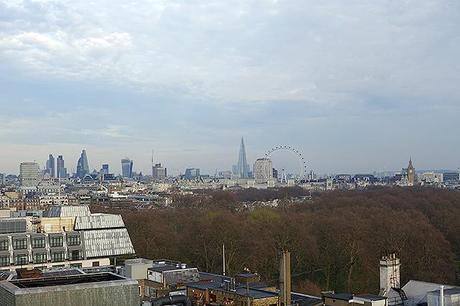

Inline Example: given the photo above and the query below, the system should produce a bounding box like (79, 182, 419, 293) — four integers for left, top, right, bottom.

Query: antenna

(151, 149, 155, 178)
(222, 243, 226, 276)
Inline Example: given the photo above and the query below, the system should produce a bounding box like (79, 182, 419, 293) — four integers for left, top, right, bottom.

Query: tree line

(93, 187, 460, 295)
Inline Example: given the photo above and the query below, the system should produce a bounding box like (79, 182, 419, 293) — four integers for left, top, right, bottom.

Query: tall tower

(254, 158, 273, 183)
(407, 158, 415, 186)
(379, 254, 400, 295)
(237, 137, 250, 178)
(56, 155, 67, 178)
(20, 162, 40, 187)
(121, 158, 134, 178)
(76, 150, 90, 178)
(46, 154, 55, 178)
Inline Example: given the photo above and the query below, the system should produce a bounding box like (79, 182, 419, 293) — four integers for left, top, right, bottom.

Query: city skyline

(0, 144, 459, 177)
(0, 1, 459, 174)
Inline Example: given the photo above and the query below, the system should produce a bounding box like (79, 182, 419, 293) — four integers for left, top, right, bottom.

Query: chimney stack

(280, 250, 291, 306)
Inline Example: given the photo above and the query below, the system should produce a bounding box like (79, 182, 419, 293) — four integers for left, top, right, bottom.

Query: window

(0, 256, 9, 267)
(0, 240, 8, 251)
(92, 261, 100, 267)
(67, 235, 81, 246)
(70, 263, 82, 268)
(33, 253, 47, 264)
(51, 252, 65, 262)
(49, 236, 63, 247)
(14, 254, 28, 265)
(31, 237, 45, 249)
(13, 238, 27, 250)
(69, 250, 81, 261)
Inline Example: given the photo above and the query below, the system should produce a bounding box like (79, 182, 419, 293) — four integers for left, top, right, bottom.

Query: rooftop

(323, 292, 353, 301)
(9, 272, 127, 289)
(429, 287, 460, 296)
(355, 294, 387, 301)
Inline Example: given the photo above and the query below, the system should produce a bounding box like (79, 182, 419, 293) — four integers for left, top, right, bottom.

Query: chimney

(280, 250, 291, 306)
(440, 286, 444, 306)
(379, 253, 400, 296)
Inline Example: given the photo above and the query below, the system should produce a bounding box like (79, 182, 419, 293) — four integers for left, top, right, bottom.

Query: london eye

(264, 145, 307, 181)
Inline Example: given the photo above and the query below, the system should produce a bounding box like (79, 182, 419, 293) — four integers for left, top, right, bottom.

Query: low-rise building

(0, 272, 139, 306)
(0, 205, 135, 271)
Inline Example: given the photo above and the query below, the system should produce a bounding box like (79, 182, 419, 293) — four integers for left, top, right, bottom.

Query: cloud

(0, 0, 459, 174)
(0, 0, 456, 104)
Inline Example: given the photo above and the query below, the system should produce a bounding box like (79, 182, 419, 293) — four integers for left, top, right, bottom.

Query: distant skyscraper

(121, 158, 133, 178)
(45, 154, 55, 178)
(152, 163, 167, 180)
(151, 151, 167, 180)
(20, 162, 40, 187)
(76, 150, 90, 178)
(56, 155, 67, 178)
(235, 137, 250, 178)
(253, 158, 273, 183)
(184, 168, 200, 180)
(101, 164, 110, 175)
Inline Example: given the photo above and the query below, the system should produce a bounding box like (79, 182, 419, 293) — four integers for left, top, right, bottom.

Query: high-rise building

(56, 155, 67, 178)
(121, 158, 133, 178)
(20, 162, 40, 187)
(76, 150, 90, 178)
(152, 163, 167, 180)
(184, 168, 200, 180)
(101, 164, 110, 175)
(234, 137, 250, 178)
(253, 158, 273, 184)
(45, 154, 55, 178)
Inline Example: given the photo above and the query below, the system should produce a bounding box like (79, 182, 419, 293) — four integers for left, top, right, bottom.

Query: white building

(19, 162, 40, 187)
(253, 158, 273, 184)
(0, 205, 135, 271)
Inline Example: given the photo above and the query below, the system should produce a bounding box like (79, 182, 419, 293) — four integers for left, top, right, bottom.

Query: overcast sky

(0, 0, 459, 175)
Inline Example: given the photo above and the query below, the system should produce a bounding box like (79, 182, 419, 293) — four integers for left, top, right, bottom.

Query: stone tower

(407, 158, 415, 186)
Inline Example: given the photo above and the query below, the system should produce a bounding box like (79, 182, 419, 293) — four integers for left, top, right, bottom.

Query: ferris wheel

(264, 145, 308, 180)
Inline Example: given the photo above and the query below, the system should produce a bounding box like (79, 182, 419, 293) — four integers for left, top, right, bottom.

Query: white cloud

(0, 0, 459, 104)
(0, 0, 459, 174)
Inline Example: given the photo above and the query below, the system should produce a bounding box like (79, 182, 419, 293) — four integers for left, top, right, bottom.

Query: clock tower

(407, 158, 415, 186)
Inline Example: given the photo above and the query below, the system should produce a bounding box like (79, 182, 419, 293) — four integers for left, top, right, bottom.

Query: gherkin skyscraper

(236, 137, 250, 178)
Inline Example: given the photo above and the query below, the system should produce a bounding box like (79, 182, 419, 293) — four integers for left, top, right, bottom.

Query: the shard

(236, 137, 250, 178)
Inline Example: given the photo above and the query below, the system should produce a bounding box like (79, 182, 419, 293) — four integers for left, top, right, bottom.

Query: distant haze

(0, 1, 459, 175)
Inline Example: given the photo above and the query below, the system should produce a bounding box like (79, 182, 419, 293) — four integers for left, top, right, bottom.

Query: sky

(0, 0, 459, 175)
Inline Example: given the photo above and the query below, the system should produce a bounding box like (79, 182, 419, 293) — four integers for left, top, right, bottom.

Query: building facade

(56, 155, 67, 179)
(76, 150, 90, 178)
(45, 154, 55, 178)
(19, 162, 40, 187)
(0, 206, 135, 272)
(253, 158, 273, 184)
(121, 158, 134, 178)
(152, 163, 167, 180)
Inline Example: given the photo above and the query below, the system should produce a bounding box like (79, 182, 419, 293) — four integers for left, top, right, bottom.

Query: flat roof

(291, 293, 322, 306)
(429, 288, 460, 296)
(355, 294, 387, 301)
(323, 293, 353, 301)
(10, 273, 126, 288)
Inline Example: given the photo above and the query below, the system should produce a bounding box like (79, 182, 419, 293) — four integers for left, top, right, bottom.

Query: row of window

(0, 250, 82, 266)
(0, 236, 81, 250)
